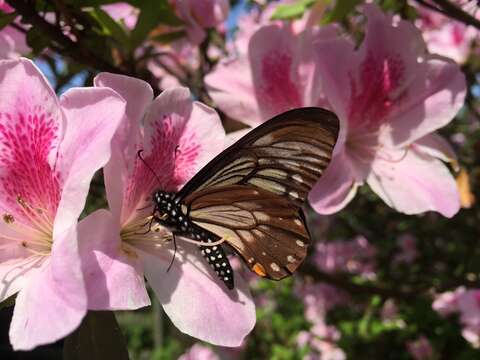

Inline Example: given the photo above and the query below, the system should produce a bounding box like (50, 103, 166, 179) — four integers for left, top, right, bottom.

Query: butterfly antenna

(137, 149, 162, 186)
(167, 234, 177, 272)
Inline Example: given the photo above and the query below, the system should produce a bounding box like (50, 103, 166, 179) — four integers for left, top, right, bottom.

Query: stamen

(15, 195, 53, 235)
(3, 214, 14, 224)
(177, 236, 226, 247)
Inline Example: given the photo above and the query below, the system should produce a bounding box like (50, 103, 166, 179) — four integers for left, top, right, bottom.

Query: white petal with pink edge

(367, 147, 460, 217)
(94, 73, 153, 222)
(78, 209, 150, 310)
(139, 242, 255, 347)
(309, 151, 359, 215)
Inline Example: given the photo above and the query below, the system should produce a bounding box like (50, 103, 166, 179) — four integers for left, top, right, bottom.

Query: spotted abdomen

(199, 242, 234, 289)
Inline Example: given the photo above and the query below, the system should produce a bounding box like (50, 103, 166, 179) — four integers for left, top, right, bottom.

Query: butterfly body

(151, 107, 340, 289)
(153, 190, 235, 288)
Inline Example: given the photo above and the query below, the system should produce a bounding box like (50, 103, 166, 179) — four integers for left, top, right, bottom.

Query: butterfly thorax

(152, 190, 235, 289)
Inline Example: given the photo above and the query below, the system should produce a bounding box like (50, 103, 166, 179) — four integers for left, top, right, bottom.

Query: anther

(3, 213, 14, 224)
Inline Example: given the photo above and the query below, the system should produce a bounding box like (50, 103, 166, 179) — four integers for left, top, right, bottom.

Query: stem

(415, 0, 480, 30)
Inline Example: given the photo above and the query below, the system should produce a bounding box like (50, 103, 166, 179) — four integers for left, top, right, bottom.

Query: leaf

(270, 0, 316, 20)
(322, 0, 362, 24)
(130, 0, 182, 49)
(63, 311, 130, 360)
(0, 12, 16, 31)
(88, 7, 130, 47)
(0, 294, 16, 310)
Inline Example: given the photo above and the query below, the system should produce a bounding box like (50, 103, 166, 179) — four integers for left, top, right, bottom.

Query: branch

(415, 0, 480, 30)
(300, 264, 422, 300)
(6, 0, 123, 74)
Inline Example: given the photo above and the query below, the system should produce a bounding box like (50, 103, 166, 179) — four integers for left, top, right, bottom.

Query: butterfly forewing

(176, 107, 339, 207)
(184, 185, 310, 280)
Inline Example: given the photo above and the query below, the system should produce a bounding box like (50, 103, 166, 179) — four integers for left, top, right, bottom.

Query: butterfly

(151, 107, 339, 289)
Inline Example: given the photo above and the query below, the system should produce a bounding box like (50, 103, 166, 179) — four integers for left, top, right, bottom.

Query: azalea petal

(78, 209, 150, 310)
(367, 148, 460, 217)
(0, 253, 41, 302)
(94, 73, 153, 221)
(205, 57, 262, 126)
(141, 87, 225, 192)
(359, 5, 466, 147)
(248, 24, 303, 120)
(55, 87, 125, 238)
(139, 242, 255, 347)
(0, 58, 63, 218)
(413, 133, 458, 170)
(308, 151, 358, 214)
(9, 234, 86, 350)
(385, 56, 466, 148)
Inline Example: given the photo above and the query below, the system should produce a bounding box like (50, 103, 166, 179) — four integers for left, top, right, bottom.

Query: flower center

(1, 195, 54, 256)
(120, 215, 171, 252)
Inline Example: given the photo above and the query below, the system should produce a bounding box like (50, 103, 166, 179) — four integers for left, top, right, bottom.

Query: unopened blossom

(0, 58, 125, 350)
(0, 2, 30, 59)
(309, 4, 465, 217)
(78, 73, 255, 346)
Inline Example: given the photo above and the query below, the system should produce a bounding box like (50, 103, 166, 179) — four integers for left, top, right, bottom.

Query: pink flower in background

(433, 287, 480, 347)
(101, 2, 139, 30)
(170, 0, 229, 44)
(413, 2, 478, 63)
(0, 58, 125, 349)
(406, 336, 435, 360)
(394, 233, 418, 264)
(0, 2, 30, 59)
(206, 21, 339, 127)
(309, 4, 465, 217)
(78, 73, 255, 346)
(313, 235, 377, 278)
(178, 343, 220, 360)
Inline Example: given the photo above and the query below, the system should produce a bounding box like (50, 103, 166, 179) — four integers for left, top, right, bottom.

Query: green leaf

(270, 0, 316, 20)
(88, 7, 129, 47)
(0, 12, 16, 31)
(26, 27, 51, 54)
(322, 0, 362, 24)
(63, 311, 130, 360)
(0, 294, 16, 310)
(130, 0, 182, 49)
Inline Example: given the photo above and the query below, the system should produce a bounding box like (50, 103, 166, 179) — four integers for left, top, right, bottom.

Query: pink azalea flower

(413, 2, 478, 63)
(309, 4, 466, 217)
(206, 21, 338, 127)
(0, 2, 30, 59)
(170, 0, 229, 44)
(78, 73, 255, 346)
(0, 58, 125, 350)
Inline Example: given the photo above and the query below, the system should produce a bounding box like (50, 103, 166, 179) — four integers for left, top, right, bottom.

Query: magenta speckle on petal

(124, 114, 200, 213)
(348, 52, 406, 129)
(0, 109, 61, 221)
(256, 51, 302, 116)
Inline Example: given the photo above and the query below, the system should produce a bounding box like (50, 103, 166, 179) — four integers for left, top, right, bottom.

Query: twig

(415, 0, 480, 30)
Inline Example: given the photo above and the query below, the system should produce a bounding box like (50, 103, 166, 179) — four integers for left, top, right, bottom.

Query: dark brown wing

(184, 185, 310, 280)
(176, 107, 339, 207)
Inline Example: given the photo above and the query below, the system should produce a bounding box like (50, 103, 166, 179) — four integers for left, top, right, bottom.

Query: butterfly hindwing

(184, 185, 310, 280)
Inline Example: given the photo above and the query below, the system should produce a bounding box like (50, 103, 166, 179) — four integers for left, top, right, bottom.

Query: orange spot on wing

(252, 263, 267, 277)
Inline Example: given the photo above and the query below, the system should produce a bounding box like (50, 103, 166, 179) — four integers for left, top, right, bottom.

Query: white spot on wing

(270, 263, 280, 272)
(296, 240, 305, 247)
